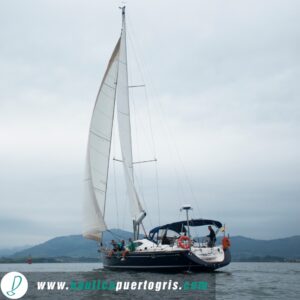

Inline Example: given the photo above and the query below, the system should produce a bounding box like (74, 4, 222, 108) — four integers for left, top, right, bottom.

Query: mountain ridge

(2, 230, 300, 262)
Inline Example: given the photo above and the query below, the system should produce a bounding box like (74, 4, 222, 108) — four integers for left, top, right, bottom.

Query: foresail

(83, 39, 120, 241)
(116, 13, 145, 222)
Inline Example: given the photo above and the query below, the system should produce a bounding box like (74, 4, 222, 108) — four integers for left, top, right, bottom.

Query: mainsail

(83, 39, 120, 241)
(83, 7, 145, 242)
(116, 8, 146, 232)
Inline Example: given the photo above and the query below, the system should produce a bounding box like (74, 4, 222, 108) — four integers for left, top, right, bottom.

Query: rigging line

(126, 24, 186, 219)
(142, 73, 162, 227)
(128, 59, 152, 229)
(128, 57, 144, 203)
(129, 84, 145, 88)
(133, 159, 157, 164)
(128, 18, 200, 223)
(127, 30, 157, 229)
(114, 158, 157, 164)
(130, 84, 144, 202)
(141, 222, 147, 237)
(178, 209, 182, 222)
(112, 117, 121, 230)
(155, 161, 161, 226)
(144, 88, 186, 208)
(132, 99, 153, 228)
(127, 26, 157, 157)
(113, 158, 123, 163)
(130, 55, 185, 207)
(157, 111, 185, 207)
(143, 85, 157, 156)
(113, 159, 120, 229)
(129, 110, 153, 228)
(126, 17, 189, 202)
(151, 101, 198, 215)
(127, 23, 161, 227)
(137, 69, 162, 225)
(128, 29, 199, 215)
(106, 229, 125, 241)
(165, 124, 202, 216)
(164, 105, 197, 211)
(127, 29, 155, 155)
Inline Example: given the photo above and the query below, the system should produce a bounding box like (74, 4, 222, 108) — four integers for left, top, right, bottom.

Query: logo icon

(0, 272, 28, 299)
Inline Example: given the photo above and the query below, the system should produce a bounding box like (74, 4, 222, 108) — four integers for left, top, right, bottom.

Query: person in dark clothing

(118, 240, 125, 251)
(108, 240, 118, 257)
(161, 233, 171, 245)
(112, 240, 118, 251)
(207, 226, 216, 247)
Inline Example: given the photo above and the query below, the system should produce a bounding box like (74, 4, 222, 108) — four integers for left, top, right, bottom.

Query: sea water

(0, 262, 299, 299)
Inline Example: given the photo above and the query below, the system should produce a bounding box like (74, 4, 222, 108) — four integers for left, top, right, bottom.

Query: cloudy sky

(0, 0, 299, 247)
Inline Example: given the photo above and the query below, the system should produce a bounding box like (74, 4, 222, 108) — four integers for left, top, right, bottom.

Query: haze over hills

(1, 230, 300, 262)
(0, 245, 32, 257)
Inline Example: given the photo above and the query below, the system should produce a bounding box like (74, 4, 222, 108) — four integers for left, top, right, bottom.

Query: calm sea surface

(0, 262, 299, 299)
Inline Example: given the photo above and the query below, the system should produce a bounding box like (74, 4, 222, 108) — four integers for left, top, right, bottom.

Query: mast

(117, 6, 146, 240)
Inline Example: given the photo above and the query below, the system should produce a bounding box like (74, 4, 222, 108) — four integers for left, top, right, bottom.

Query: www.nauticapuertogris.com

(36, 279, 208, 292)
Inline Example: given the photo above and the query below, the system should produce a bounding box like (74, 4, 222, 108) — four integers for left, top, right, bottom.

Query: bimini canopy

(148, 219, 222, 240)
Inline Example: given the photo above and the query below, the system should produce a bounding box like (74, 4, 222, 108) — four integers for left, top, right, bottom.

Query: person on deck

(161, 233, 171, 245)
(121, 238, 136, 260)
(207, 226, 216, 247)
(108, 240, 118, 257)
(127, 238, 136, 252)
(118, 240, 125, 251)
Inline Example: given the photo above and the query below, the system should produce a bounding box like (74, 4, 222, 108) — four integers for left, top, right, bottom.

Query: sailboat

(83, 7, 231, 271)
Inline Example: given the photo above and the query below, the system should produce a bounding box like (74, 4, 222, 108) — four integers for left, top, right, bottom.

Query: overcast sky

(0, 0, 299, 247)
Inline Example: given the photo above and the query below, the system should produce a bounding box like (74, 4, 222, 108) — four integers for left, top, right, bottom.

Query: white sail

(116, 10, 145, 223)
(83, 39, 121, 241)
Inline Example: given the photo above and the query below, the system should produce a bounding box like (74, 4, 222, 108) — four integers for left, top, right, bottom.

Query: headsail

(116, 7, 146, 233)
(83, 39, 121, 241)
